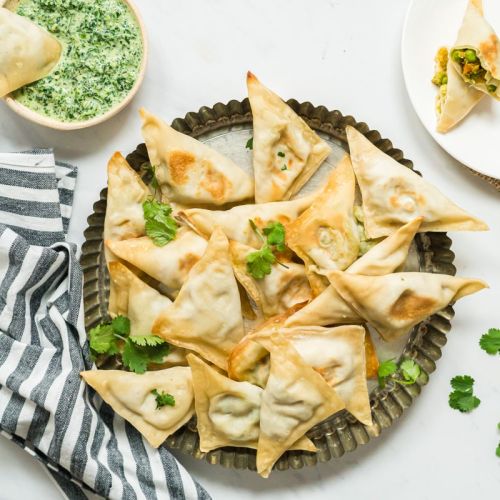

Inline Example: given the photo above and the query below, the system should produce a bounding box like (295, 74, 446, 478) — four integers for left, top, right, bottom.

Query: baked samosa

(285, 217, 423, 327)
(108, 262, 188, 368)
(103, 152, 150, 264)
(152, 228, 245, 371)
(254, 334, 345, 477)
(179, 193, 315, 248)
(286, 155, 360, 295)
(81, 367, 194, 448)
(230, 240, 312, 318)
(230, 325, 371, 426)
(187, 354, 316, 453)
(0, 7, 61, 97)
(140, 108, 254, 206)
(327, 271, 487, 341)
(105, 227, 208, 299)
(346, 126, 488, 238)
(247, 72, 331, 203)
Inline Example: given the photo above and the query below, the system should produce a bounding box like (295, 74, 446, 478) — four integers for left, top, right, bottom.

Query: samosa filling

(432, 47, 448, 115)
(451, 48, 498, 94)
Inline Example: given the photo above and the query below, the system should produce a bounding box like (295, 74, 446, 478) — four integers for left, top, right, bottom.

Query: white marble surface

(0, 0, 499, 499)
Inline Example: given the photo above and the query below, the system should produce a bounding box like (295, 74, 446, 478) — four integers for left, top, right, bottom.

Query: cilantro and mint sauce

(13, 0, 143, 122)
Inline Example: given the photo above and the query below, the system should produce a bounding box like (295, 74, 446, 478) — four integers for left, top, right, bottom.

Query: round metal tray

(81, 98, 456, 473)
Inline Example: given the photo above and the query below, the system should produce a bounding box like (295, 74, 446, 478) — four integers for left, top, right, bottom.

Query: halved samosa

(140, 108, 254, 206)
(187, 354, 316, 453)
(152, 228, 245, 371)
(346, 126, 488, 238)
(450, 0, 500, 99)
(327, 271, 487, 341)
(81, 367, 194, 448)
(286, 155, 360, 295)
(108, 262, 188, 368)
(105, 227, 208, 299)
(0, 7, 61, 97)
(103, 152, 150, 265)
(285, 217, 423, 327)
(432, 46, 484, 133)
(247, 72, 331, 203)
(230, 240, 312, 318)
(179, 193, 315, 248)
(254, 334, 345, 477)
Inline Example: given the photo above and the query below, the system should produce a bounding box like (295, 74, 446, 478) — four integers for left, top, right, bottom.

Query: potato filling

(451, 48, 498, 94)
(432, 47, 449, 115)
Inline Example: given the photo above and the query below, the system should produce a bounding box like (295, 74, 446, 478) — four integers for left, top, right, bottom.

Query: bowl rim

(3, 0, 148, 131)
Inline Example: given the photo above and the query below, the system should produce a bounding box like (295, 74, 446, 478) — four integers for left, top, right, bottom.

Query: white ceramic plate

(402, 0, 500, 179)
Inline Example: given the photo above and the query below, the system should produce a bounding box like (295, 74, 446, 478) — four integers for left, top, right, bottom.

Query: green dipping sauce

(13, 0, 143, 122)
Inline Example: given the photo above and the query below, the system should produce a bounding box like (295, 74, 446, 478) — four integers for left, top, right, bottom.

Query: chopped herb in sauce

(277, 151, 285, 157)
(245, 137, 253, 150)
(13, 0, 143, 122)
(151, 389, 176, 409)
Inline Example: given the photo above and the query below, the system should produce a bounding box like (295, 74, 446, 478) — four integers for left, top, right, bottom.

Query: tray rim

(81, 97, 457, 474)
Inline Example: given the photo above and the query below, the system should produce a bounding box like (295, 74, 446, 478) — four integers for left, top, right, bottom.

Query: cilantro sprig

(141, 163, 160, 192)
(479, 328, 500, 355)
(151, 389, 176, 409)
(377, 358, 421, 389)
(143, 199, 178, 247)
(88, 316, 170, 374)
(246, 220, 288, 279)
(448, 375, 481, 413)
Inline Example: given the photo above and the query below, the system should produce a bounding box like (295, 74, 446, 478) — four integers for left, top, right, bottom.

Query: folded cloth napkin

(0, 150, 210, 500)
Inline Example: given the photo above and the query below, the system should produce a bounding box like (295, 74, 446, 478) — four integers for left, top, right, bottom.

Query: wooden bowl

(3, 0, 148, 131)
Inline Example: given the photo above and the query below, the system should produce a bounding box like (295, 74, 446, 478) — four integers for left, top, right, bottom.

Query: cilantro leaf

(451, 375, 474, 393)
(277, 151, 285, 157)
(449, 392, 481, 412)
(449, 375, 480, 413)
(479, 328, 500, 355)
(112, 315, 130, 336)
(246, 246, 276, 279)
(246, 220, 289, 279)
(263, 221, 286, 252)
(151, 388, 176, 409)
(122, 338, 170, 374)
(128, 334, 166, 347)
(89, 323, 119, 355)
(377, 359, 398, 388)
(496, 443, 500, 458)
(143, 199, 178, 247)
(399, 359, 421, 384)
(245, 137, 253, 150)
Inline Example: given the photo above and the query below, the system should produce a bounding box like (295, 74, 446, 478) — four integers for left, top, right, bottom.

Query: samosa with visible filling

(450, 0, 500, 99)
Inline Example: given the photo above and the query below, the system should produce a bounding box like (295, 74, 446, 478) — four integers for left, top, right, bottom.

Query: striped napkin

(0, 150, 210, 500)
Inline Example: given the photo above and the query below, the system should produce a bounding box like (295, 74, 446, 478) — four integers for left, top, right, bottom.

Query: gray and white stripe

(0, 152, 209, 500)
